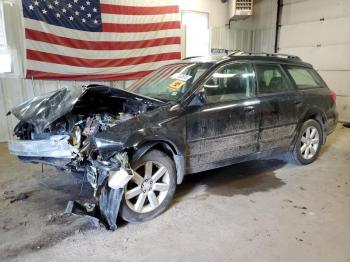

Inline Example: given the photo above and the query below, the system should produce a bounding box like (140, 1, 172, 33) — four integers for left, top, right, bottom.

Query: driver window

(203, 63, 255, 104)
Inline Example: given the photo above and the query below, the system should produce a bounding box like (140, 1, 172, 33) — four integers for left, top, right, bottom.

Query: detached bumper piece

(87, 153, 133, 230)
(8, 135, 78, 158)
(99, 187, 124, 231)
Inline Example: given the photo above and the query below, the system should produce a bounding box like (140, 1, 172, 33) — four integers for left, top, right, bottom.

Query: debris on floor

(293, 205, 308, 210)
(4, 192, 30, 204)
(62, 197, 125, 231)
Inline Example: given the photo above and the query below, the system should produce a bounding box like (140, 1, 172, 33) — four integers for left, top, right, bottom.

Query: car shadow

(173, 159, 287, 204)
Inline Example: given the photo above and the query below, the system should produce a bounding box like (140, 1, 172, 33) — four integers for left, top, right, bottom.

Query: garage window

(286, 66, 323, 89)
(182, 11, 210, 57)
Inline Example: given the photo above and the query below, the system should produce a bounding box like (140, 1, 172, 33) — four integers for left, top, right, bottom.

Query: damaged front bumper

(8, 135, 79, 159)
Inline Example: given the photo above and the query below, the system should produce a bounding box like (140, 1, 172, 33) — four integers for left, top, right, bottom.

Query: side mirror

(187, 88, 206, 107)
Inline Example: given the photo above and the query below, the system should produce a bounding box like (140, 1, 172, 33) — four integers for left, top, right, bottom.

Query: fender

(129, 138, 186, 185)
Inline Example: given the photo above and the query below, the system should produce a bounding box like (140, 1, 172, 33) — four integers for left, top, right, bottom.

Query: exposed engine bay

(7, 85, 163, 230)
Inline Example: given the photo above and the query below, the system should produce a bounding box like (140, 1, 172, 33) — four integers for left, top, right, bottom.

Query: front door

(185, 62, 260, 173)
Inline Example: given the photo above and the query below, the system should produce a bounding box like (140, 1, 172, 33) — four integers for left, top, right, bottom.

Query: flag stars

(26, 0, 102, 29)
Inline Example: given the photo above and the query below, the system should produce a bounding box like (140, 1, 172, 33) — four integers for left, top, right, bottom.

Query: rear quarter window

(286, 66, 324, 89)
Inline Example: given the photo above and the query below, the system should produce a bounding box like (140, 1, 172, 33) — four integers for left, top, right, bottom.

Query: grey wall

(211, 0, 277, 53)
(214, 0, 350, 122)
(278, 0, 350, 122)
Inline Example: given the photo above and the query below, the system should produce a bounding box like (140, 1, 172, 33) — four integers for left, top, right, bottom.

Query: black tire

(120, 150, 177, 223)
(287, 119, 323, 165)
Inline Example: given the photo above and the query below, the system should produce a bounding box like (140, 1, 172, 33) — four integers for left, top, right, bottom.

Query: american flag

(22, 0, 181, 80)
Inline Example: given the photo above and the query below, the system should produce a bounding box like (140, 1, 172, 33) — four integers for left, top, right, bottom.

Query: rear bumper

(8, 135, 78, 158)
(326, 110, 338, 135)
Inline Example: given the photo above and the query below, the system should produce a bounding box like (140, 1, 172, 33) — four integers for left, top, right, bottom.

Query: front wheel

(120, 150, 176, 223)
(287, 119, 323, 165)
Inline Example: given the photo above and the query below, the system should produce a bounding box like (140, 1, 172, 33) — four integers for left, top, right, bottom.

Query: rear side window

(255, 64, 290, 94)
(286, 66, 323, 89)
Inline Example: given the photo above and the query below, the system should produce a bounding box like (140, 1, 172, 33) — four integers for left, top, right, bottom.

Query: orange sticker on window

(169, 80, 185, 90)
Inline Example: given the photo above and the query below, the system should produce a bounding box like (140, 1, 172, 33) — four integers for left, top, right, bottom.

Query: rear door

(254, 63, 302, 152)
(185, 62, 260, 172)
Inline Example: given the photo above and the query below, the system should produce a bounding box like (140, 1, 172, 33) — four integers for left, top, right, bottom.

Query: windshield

(128, 63, 213, 101)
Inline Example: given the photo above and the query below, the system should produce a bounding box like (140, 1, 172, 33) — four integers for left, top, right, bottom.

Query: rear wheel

(120, 150, 176, 223)
(287, 119, 322, 165)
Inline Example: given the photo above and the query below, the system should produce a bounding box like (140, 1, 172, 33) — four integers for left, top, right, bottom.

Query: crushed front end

(7, 85, 162, 229)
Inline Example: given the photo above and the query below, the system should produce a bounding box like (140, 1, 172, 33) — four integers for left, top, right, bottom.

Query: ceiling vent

(229, 0, 253, 20)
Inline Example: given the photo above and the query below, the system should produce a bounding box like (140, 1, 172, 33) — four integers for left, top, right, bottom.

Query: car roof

(182, 51, 313, 68)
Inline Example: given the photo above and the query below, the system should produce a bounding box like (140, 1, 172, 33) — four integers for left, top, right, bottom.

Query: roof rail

(182, 56, 201, 60)
(228, 51, 302, 61)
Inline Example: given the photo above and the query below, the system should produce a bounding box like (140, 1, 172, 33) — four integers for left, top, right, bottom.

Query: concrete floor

(0, 125, 349, 262)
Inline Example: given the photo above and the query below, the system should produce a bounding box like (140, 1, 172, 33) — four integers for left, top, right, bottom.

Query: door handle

(244, 106, 255, 112)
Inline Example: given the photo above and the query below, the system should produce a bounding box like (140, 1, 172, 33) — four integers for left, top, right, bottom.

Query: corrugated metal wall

(278, 0, 350, 122)
(211, 0, 277, 53)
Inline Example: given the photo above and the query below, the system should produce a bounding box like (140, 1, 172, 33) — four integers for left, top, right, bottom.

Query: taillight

(329, 89, 336, 103)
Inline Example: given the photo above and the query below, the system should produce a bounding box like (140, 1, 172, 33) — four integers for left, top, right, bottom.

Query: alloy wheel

(125, 161, 170, 213)
(300, 126, 320, 160)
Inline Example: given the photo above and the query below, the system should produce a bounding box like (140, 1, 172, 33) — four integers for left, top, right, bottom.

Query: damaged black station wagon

(8, 52, 338, 229)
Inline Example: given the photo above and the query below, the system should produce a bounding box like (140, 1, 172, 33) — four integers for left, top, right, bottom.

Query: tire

(120, 150, 177, 223)
(287, 119, 323, 165)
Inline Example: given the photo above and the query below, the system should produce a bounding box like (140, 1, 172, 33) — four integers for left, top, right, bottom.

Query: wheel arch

(300, 107, 327, 144)
(130, 140, 185, 185)
(290, 107, 327, 151)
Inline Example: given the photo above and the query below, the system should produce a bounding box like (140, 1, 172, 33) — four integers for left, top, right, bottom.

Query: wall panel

(279, 0, 350, 122)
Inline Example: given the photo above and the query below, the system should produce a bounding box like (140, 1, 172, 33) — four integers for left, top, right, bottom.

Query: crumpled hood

(8, 85, 163, 133)
(9, 86, 84, 133)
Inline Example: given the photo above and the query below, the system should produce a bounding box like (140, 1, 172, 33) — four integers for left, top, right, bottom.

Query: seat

(220, 75, 246, 100)
(269, 76, 283, 92)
